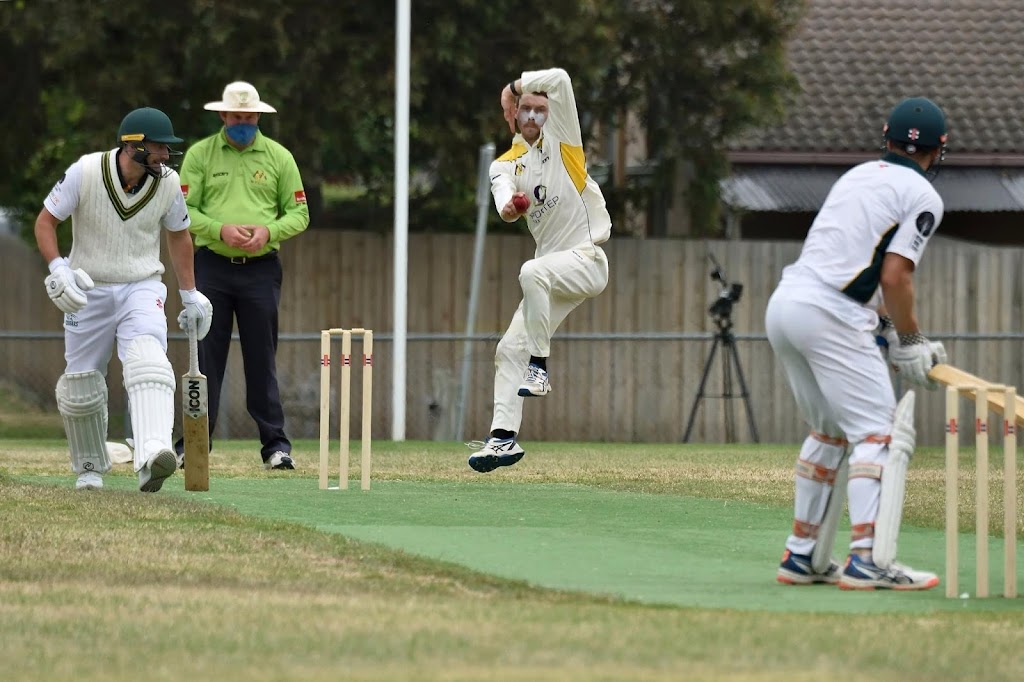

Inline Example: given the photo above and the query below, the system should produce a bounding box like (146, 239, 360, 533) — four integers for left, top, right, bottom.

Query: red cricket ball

(513, 195, 530, 213)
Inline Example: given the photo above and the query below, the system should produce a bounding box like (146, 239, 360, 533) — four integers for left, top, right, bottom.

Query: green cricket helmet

(883, 97, 947, 152)
(118, 107, 183, 145)
(117, 107, 183, 177)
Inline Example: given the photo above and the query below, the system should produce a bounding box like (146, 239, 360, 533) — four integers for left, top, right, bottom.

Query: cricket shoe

(467, 437, 525, 473)
(138, 448, 178, 493)
(75, 471, 103, 491)
(776, 549, 841, 585)
(517, 363, 551, 397)
(837, 553, 940, 591)
(265, 451, 295, 470)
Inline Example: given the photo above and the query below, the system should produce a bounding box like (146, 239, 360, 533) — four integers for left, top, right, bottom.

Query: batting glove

(178, 289, 213, 340)
(44, 258, 94, 314)
(889, 334, 947, 390)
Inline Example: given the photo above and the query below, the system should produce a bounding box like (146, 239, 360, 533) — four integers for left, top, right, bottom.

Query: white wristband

(48, 257, 68, 274)
(179, 288, 198, 304)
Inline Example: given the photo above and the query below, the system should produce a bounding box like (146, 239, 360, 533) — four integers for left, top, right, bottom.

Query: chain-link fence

(4, 330, 1024, 447)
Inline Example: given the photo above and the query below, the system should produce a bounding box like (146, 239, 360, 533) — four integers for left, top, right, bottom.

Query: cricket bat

(183, 322, 210, 491)
(928, 363, 1024, 427)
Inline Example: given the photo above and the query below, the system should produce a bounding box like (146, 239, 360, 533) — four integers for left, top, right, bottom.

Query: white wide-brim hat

(203, 81, 277, 113)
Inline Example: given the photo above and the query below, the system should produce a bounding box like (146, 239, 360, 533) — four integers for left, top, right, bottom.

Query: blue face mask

(225, 123, 258, 146)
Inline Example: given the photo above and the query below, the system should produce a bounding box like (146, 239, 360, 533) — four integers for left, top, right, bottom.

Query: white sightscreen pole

(392, 0, 410, 441)
(455, 143, 496, 441)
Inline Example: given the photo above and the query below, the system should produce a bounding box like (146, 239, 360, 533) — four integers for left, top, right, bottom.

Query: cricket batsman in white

(34, 107, 213, 492)
(765, 97, 948, 590)
(468, 68, 611, 473)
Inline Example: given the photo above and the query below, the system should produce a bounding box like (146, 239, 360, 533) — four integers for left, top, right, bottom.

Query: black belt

(202, 247, 278, 265)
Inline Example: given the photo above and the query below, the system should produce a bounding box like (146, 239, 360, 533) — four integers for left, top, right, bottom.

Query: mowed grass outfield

(2, 437, 1024, 682)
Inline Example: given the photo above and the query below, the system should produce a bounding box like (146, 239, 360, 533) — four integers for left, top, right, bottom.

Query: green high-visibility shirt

(179, 128, 309, 257)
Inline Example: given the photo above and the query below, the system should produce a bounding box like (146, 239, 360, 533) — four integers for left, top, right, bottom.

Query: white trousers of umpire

(490, 244, 608, 434)
(765, 281, 895, 555)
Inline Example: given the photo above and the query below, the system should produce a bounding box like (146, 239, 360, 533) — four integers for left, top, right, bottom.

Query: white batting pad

(122, 336, 176, 472)
(874, 390, 916, 569)
(57, 370, 111, 475)
(811, 453, 849, 574)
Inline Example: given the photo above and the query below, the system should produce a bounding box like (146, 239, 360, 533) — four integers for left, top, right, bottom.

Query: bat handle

(188, 320, 199, 376)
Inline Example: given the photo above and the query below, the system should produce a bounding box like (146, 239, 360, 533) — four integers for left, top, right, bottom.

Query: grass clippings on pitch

(1, 439, 1023, 682)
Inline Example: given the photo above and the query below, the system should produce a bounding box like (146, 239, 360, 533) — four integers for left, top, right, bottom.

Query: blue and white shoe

(467, 437, 525, 473)
(517, 364, 551, 397)
(776, 549, 841, 585)
(838, 553, 939, 591)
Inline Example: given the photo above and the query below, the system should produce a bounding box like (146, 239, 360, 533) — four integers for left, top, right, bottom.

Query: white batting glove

(44, 258, 94, 314)
(889, 335, 946, 390)
(177, 289, 213, 340)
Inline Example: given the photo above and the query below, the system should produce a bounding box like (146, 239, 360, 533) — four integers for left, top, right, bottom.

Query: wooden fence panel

(5, 232, 1024, 447)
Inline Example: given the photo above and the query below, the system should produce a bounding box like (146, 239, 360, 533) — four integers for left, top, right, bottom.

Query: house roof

(722, 165, 1024, 212)
(728, 0, 1024, 160)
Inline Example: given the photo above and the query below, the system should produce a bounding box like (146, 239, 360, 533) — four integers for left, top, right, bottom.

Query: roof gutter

(727, 151, 1024, 167)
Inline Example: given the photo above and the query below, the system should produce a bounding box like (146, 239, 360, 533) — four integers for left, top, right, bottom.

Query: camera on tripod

(684, 251, 758, 443)
(707, 253, 743, 322)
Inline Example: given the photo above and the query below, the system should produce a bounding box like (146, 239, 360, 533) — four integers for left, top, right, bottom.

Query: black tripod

(683, 310, 759, 443)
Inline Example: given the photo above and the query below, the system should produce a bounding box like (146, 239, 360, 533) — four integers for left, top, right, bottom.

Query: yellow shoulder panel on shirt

(496, 142, 529, 162)
(559, 143, 587, 194)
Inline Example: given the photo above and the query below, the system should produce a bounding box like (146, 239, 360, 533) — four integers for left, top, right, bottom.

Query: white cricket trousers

(63, 280, 170, 373)
(490, 245, 608, 434)
(765, 281, 896, 554)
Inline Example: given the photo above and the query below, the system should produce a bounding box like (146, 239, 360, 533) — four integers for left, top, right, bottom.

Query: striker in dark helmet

(883, 97, 948, 177)
(117, 107, 184, 179)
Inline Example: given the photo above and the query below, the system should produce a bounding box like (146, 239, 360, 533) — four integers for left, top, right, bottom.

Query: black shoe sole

(468, 451, 524, 473)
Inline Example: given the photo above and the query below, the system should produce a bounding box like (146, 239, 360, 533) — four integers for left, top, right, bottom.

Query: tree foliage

(0, 0, 803, 239)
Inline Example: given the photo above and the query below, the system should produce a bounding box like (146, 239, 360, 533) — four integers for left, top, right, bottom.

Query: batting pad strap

(795, 458, 840, 485)
(851, 523, 875, 542)
(792, 519, 820, 539)
(57, 371, 111, 475)
(848, 463, 883, 481)
(811, 431, 848, 447)
(864, 434, 892, 444)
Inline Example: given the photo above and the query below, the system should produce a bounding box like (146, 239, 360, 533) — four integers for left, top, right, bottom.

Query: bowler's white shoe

(75, 471, 103, 491)
(138, 448, 177, 493)
(517, 364, 551, 397)
(468, 437, 525, 473)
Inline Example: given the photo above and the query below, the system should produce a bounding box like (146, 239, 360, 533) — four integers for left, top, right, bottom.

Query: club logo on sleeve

(294, 189, 307, 204)
(915, 211, 935, 237)
(181, 184, 189, 198)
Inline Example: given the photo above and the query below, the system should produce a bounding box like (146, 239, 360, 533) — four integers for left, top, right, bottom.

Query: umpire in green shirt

(174, 81, 309, 470)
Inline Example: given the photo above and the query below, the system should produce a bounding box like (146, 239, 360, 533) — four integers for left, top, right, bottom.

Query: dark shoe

(264, 451, 295, 470)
